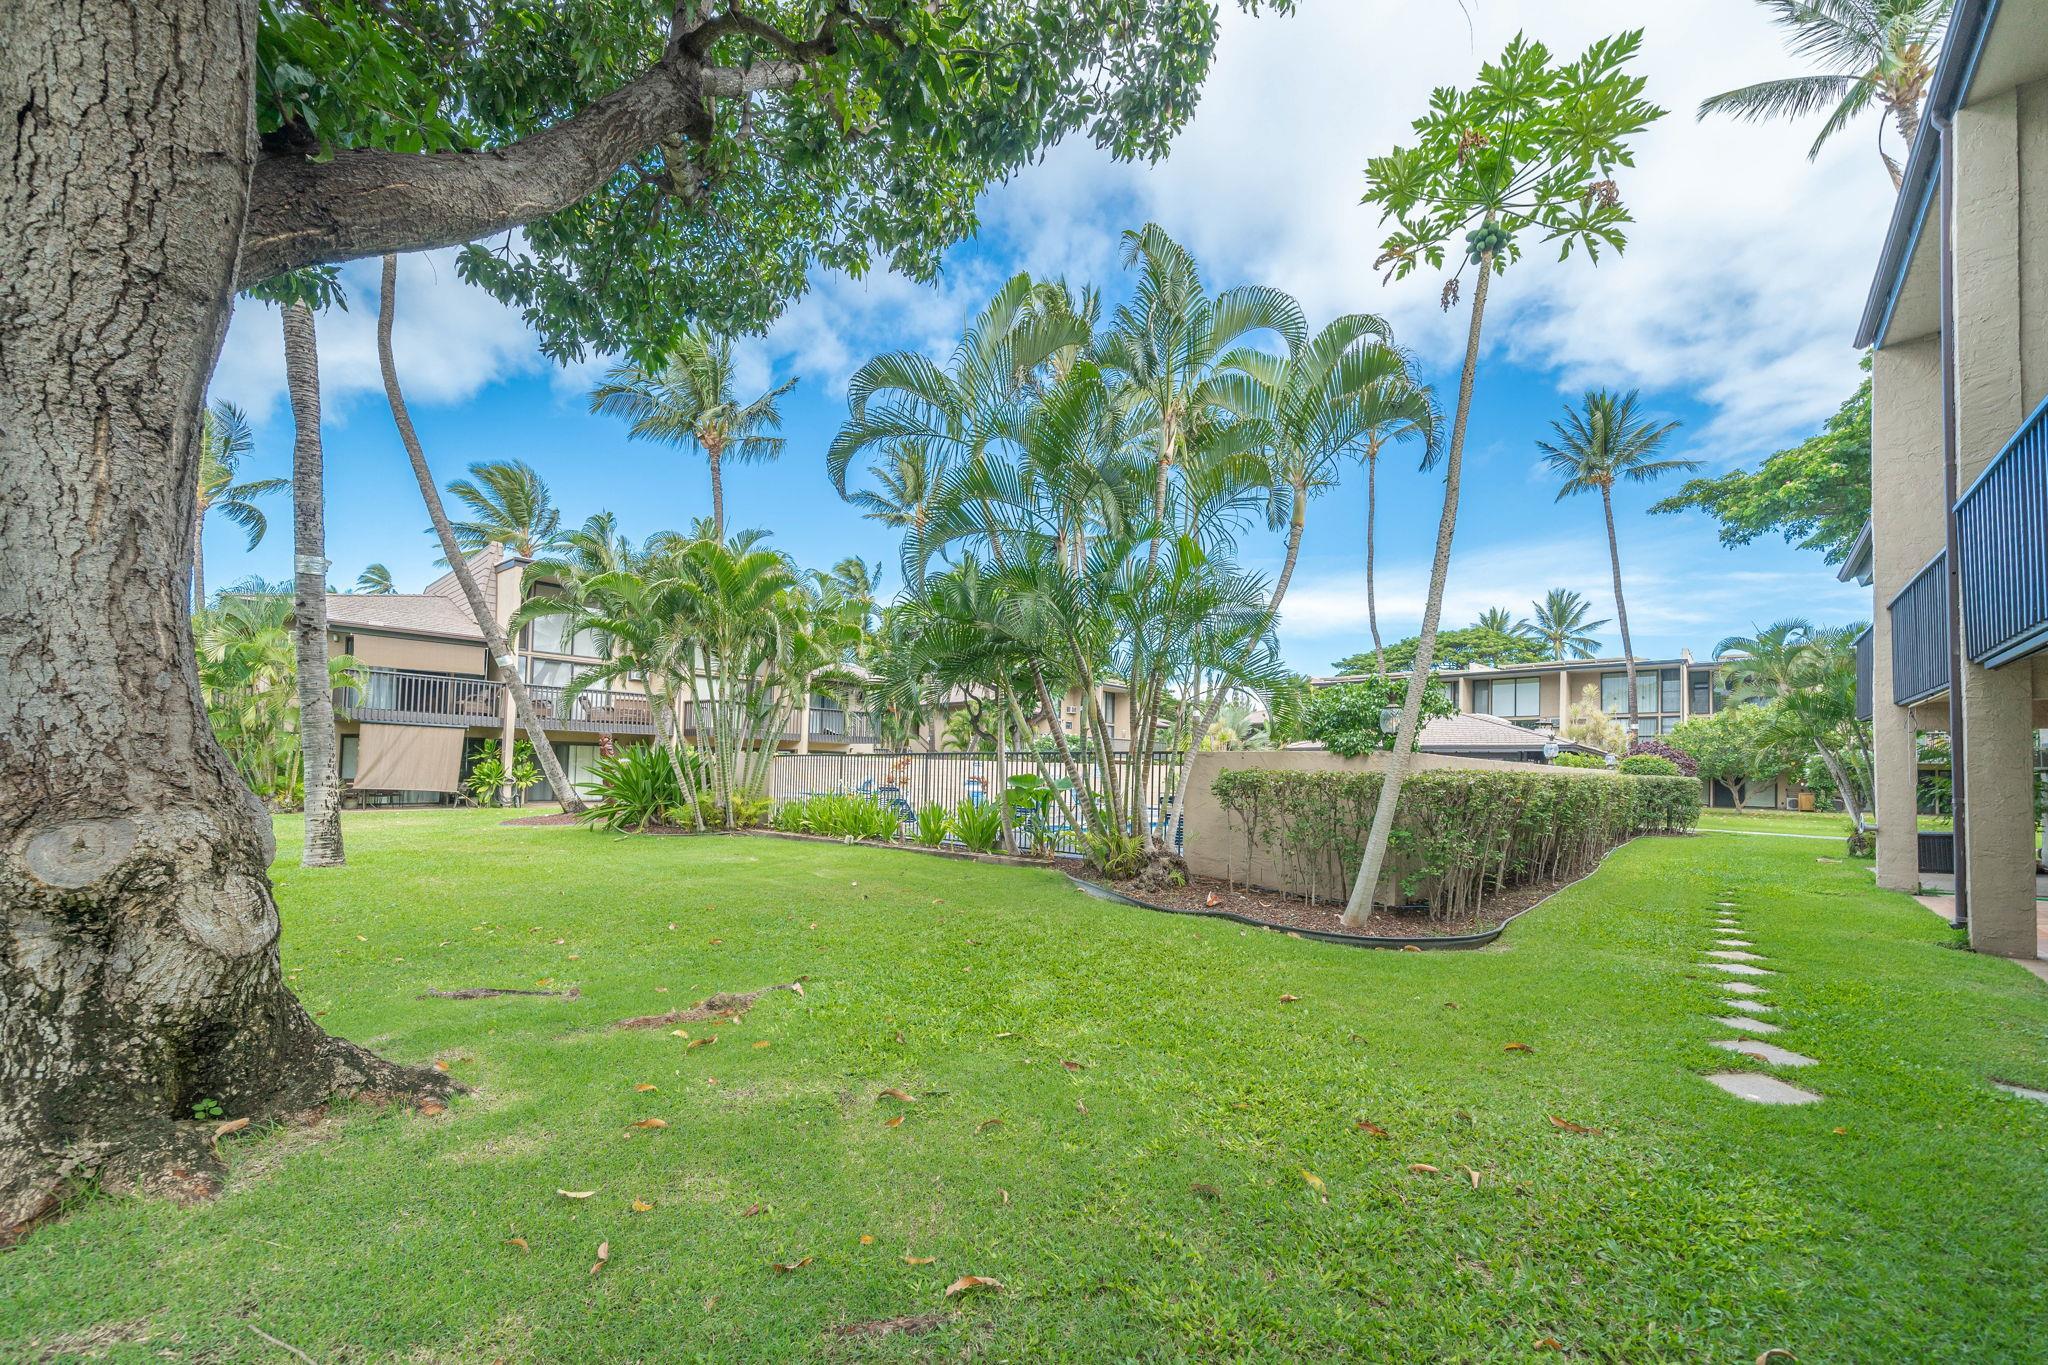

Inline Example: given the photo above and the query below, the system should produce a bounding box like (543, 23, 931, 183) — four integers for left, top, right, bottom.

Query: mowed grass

(8, 810, 2048, 1361)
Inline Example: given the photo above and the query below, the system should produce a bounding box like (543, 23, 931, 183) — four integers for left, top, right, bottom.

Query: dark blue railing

(1888, 552, 1950, 705)
(1955, 397, 2048, 667)
(1853, 625, 1873, 721)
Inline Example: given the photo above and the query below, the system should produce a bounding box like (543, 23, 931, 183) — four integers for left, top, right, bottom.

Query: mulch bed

(1069, 867, 1578, 942)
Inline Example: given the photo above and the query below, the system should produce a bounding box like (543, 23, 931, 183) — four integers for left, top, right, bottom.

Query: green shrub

(1618, 753, 1681, 777)
(949, 799, 1004, 853)
(914, 803, 951, 847)
(1210, 767, 1700, 922)
(774, 792, 900, 841)
(1551, 752, 1609, 770)
(1300, 677, 1458, 757)
(579, 744, 702, 831)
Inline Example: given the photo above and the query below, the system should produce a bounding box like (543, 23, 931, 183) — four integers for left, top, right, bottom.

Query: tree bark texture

(375, 256, 584, 814)
(1343, 258, 1493, 927)
(1, 0, 451, 1241)
(1602, 485, 1638, 740)
(283, 303, 345, 866)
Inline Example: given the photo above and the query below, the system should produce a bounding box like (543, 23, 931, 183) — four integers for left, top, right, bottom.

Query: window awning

(351, 722, 465, 793)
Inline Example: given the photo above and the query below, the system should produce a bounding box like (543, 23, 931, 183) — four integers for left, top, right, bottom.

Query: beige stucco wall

(339, 631, 489, 675)
(1180, 748, 1613, 899)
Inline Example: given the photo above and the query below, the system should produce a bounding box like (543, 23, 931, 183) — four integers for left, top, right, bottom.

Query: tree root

(418, 986, 581, 1000)
(614, 981, 804, 1030)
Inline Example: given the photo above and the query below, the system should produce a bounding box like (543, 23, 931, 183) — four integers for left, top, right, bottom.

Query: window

(339, 734, 358, 781)
(525, 657, 573, 688)
(1603, 670, 1670, 715)
(1689, 670, 1713, 715)
(1103, 692, 1118, 726)
(1659, 669, 1680, 715)
(1600, 673, 1627, 713)
(1474, 676, 1539, 717)
(527, 612, 570, 654)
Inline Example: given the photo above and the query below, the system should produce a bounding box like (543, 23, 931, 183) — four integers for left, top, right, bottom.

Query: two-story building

(1847, 0, 2048, 960)
(326, 546, 876, 805)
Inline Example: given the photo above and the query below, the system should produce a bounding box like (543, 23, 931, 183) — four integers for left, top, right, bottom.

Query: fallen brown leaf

(504, 1237, 529, 1253)
(975, 1118, 1005, 1134)
(418, 1100, 447, 1117)
(1407, 1163, 1439, 1175)
(630, 1199, 653, 1213)
(944, 1275, 1001, 1298)
(771, 1257, 813, 1273)
(1354, 1120, 1389, 1138)
(557, 1189, 597, 1199)
(1190, 1182, 1221, 1200)
(884, 1115, 905, 1128)
(1278, 994, 1301, 1003)
(634, 1083, 657, 1092)
(859, 1234, 875, 1245)
(1548, 1115, 1604, 1136)
(790, 982, 805, 996)
(1060, 1059, 1084, 1072)
(1755, 1352, 1797, 1364)
(1204, 892, 1223, 908)
(630, 1118, 668, 1130)
(688, 1036, 717, 1049)
(433, 1060, 451, 1072)
(902, 1254, 936, 1265)
(212, 1117, 251, 1141)
(1300, 1169, 1327, 1202)
(999, 1189, 1010, 1206)
(1503, 1042, 1534, 1053)
(589, 1241, 609, 1275)
(879, 1087, 916, 1102)
(1463, 1167, 1481, 1189)
(1535, 1337, 1563, 1351)
(741, 1202, 765, 1217)
(1074, 1099, 1089, 1116)
(753, 1041, 770, 1049)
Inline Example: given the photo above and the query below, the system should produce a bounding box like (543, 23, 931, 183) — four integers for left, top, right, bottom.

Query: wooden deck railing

(335, 667, 501, 728)
(526, 683, 658, 735)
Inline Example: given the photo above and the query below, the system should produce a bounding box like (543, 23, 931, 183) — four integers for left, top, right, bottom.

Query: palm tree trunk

(707, 441, 724, 543)
(282, 302, 344, 866)
(1343, 255, 1495, 928)
(1602, 485, 1637, 744)
(375, 255, 584, 813)
(191, 507, 205, 612)
(1365, 444, 1384, 674)
(1888, 99, 1919, 188)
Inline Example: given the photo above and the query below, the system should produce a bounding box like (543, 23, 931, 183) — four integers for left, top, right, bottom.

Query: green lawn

(10, 810, 2048, 1360)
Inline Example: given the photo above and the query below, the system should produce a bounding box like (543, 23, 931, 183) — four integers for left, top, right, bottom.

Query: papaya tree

(1340, 32, 1663, 929)
(0, 0, 1293, 1238)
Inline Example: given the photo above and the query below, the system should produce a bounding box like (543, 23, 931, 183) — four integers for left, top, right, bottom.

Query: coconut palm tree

(1538, 390, 1695, 738)
(355, 564, 397, 594)
(1353, 365, 1440, 675)
(1473, 606, 1517, 634)
(279, 300, 346, 866)
(377, 256, 583, 812)
(589, 327, 796, 541)
(1521, 588, 1609, 660)
(846, 441, 940, 537)
(1699, 0, 1952, 187)
(444, 460, 564, 558)
(192, 401, 287, 609)
(1098, 224, 1306, 569)
(1715, 618, 1874, 832)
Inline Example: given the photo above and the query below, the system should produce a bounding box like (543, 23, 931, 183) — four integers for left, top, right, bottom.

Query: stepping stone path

(1993, 1080, 2048, 1104)
(1694, 897, 1827, 1105)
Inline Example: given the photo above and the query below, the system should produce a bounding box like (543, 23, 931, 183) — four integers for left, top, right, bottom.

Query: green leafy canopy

(1361, 30, 1665, 286)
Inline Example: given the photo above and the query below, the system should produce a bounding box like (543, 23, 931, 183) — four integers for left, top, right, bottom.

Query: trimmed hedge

(1210, 768, 1701, 922)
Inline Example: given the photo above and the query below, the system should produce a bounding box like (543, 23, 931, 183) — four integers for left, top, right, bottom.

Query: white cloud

(210, 249, 547, 424)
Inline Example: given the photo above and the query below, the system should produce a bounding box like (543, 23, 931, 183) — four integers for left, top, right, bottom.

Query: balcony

(336, 667, 502, 728)
(1954, 397, 2048, 668)
(1853, 625, 1873, 722)
(1888, 551, 1951, 705)
(806, 707, 877, 744)
(526, 683, 658, 735)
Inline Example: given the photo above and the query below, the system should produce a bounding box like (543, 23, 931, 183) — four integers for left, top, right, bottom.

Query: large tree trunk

(1602, 485, 1637, 743)
(374, 255, 584, 813)
(283, 303, 345, 866)
(1343, 256, 1493, 928)
(1365, 443, 1384, 674)
(707, 440, 725, 543)
(0, 0, 451, 1241)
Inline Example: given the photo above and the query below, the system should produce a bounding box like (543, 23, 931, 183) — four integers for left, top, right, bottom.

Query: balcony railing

(807, 707, 877, 743)
(1888, 551, 1951, 705)
(1853, 625, 1873, 722)
(336, 667, 501, 728)
(1954, 396, 2048, 668)
(526, 683, 658, 735)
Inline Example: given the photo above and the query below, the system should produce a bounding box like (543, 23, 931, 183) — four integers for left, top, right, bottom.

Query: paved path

(1695, 893, 1822, 1105)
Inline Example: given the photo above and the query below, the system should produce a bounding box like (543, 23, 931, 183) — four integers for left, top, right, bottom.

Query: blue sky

(206, 0, 1881, 675)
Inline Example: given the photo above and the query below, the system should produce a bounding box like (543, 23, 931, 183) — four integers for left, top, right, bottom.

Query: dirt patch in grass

(1072, 867, 1580, 942)
(828, 1312, 954, 1340)
(22, 1319, 161, 1361)
(614, 982, 804, 1030)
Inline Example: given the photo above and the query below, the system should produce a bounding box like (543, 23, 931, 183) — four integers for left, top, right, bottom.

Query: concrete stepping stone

(1992, 1080, 2048, 1103)
(1721, 997, 1775, 1015)
(1714, 901, 1739, 909)
(1715, 938, 1754, 948)
(1707, 949, 1766, 962)
(1703, 961, 1775, 977)
(1713, 1015, 1783, 1035)
(1703, 1072, 1822, 1105)
(1720, 980, 1768, 995)
(1713, 1039, 1817, 1067)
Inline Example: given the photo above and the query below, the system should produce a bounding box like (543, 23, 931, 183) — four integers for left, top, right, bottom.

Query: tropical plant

(1333, 625, 1544, 675)
(1670, 704, 1800, 810)
(1521, 588, 1609, 660)
(1716, 618, 1875, 830)
(355, 563, 397, 594)
(464, 739, 543, 808)
(914, 803, 951, 847)
(845, 441, 942, 539)
(378, 257, 583, 812)
(1698, 0, 1953, 186)
(1625, 736, 1699, 777)
(949, 799, 1006, 854)
(1300, 678, 1457, 758)
(196, 592, 363, 809)
(1561, 683, 1627, 756)
(1653, 366, 1872, 565)
(1473, 606, 1517, 635)
(1552, 752, 1610, 770)
(1344, 31, 1662, 928)
(444, 460, 565, 558)
(578, 744, 704, 833)
(1354, 359, 1441, 674)
(1618, 753, 1681, 776)
(774, 792, 902, 842)
(590, 327, 796, 542)
(1538, 389, 1695, 739)
(192, 400, 287, 610)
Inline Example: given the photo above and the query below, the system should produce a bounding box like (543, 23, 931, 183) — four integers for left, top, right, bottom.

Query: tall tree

(1342, 33, 1663, 929)
(1698, 0, 1952, 187)
(1353, 363, 1439, 674)
(1652, 370, 1872, 565)
(444, 460, 565, 558)
(590, 329, 795, 542)
(1473, 606, 1517, 635)
(1714, 618, 1875, 834)
(1538, 389, 1694, 739)
(1521, 588, 1609, 660)
(192, 401, 287, 610)
(0, 0, 1293, 1235)
(378, 257, 584, 818)
(845, 441, 941, 540)
(355, 563, 397, 594)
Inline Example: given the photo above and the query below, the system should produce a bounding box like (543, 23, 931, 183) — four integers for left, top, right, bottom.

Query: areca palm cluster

(196, 592, 362, 808)
(1714, 618, 1875, 833)
(833, 228, 1429, 876)
(517, 521, 859, 830)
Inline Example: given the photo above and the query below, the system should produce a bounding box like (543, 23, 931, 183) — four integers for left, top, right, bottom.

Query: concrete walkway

(1912, 892, 2048, 985)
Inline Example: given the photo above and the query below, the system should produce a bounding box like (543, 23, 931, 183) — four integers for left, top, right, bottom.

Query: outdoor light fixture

(1380, 705, 1401, 735)
(1542, 740, 1560, 761)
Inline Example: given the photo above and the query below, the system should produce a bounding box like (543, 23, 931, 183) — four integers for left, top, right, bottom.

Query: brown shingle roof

(323, 593, 483, 642)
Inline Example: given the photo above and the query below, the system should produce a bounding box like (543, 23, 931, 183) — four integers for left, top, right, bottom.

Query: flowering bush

(1626, 737, 1697, 777)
